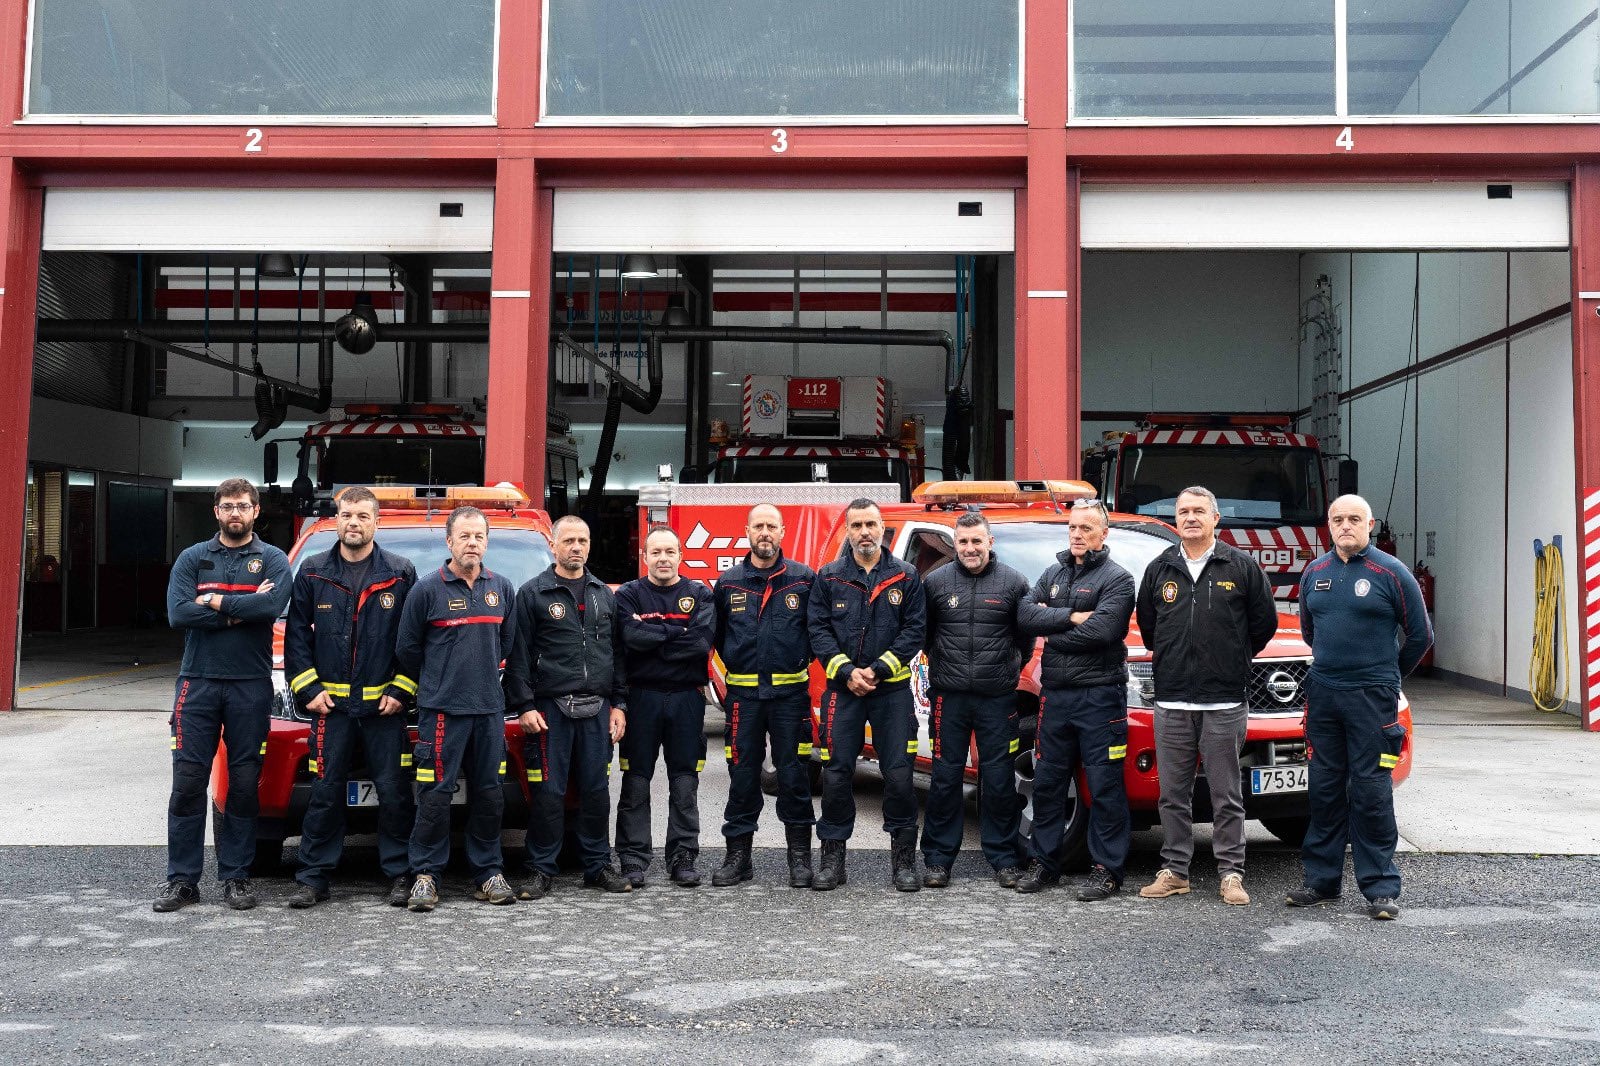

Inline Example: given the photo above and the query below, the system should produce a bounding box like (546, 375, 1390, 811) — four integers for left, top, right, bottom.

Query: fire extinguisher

(1413, 561, 1436, 674)
(1376, 520, 1397, 556)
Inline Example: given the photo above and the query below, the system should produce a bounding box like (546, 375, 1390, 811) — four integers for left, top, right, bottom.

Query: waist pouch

(556, 693, 605, 720)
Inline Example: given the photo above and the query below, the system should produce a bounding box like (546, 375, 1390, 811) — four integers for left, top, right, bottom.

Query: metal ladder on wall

(1300, 274, 1344, 489)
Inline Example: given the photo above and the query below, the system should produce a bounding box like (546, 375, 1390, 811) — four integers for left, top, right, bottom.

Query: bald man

(1289, 494, 1431, 921)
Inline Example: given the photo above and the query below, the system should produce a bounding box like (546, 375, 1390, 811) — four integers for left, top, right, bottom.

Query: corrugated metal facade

(33, 251, 128, 409)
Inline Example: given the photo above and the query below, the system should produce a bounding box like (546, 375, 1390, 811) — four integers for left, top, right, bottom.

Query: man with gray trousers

(1135, 486, 1276, 906)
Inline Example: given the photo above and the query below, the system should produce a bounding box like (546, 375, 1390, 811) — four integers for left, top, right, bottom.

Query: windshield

(1116, 444, 1325, 527)
(985, 522, 1177, 591)
(319, 438, 485, 490)
(713, 457, 910, 498)
(289, 525, 554, 589)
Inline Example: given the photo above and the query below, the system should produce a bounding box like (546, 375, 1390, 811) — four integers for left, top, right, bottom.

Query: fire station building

(1, 2, 1597, 727)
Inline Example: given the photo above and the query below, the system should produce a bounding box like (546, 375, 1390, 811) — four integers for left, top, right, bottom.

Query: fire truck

(706, 375, 925, 500)
(263, 403, 580, 535)
(1080, 414, 1342, 600)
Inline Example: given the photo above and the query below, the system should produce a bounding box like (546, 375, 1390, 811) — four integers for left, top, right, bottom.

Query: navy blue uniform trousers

(1030, 683, 1131, 880)
(523, 697, 612, 877)
(1302, 678, 1406, 900)
(722, 687, 816, 838)
(817, 685, 918, 841)
(408, 710, 505, 882)
(296, 710, 415, 888)
(615, 687, 707, 871)
(167, 676, 271, 884)
(920, 690, 1023, 871)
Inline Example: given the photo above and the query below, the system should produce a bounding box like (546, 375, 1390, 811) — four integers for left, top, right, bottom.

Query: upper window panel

(543, 0, 1022, 121)
(27, 0, 496, 121)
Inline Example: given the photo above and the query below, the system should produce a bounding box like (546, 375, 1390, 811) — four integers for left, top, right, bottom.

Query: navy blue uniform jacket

(167, 533, 291, 679)
(284, 543, 419, 716)
(395, 561, 517, 715)
(714, 551, 816, 699)
(808, 550, 926, 691)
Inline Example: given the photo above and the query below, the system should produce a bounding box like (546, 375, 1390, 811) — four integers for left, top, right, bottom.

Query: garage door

(552, 189, 1015, 253)
(1081, 182, 1569, 251)
(42, 188, 495, 252)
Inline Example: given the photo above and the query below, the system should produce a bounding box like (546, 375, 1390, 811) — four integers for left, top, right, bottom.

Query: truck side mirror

(1337, 459, 1358, 495)
(263, 441, 279, 485)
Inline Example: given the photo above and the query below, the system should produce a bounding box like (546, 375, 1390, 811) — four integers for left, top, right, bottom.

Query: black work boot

(890, 828, 921, 892)
(668, 850, 702, 888)
(813, 840, 847, 891)
(712, 834, 754, 887)
(785, 825, 814, 889)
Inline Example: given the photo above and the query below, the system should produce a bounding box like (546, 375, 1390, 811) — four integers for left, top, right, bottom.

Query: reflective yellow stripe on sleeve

(321, 682, 351, 697)
(725, 673, 759, 687)
(772, 670, 810, 685)
(390, 674, 418, 696)
(1378, 753, 1399, 769)
(1108, 744, 1127, 761)
(361, 685, 390, 701)
(825, 654, 851, 680)
(878, 652, 903, 676)
(288, 668, 319, 693)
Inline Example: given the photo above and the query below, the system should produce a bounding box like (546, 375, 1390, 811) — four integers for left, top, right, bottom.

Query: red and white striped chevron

(1584, 489, 1600, 729)
(307, 418, 479, 437)
(1129, 428, 1316, 448)
(719, 444, 908, 459)
(1219, 526, 1325, 574)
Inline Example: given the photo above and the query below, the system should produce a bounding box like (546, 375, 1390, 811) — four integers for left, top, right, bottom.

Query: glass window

(289, 526, 554, 589)
(1072, 0, 1337, 118)
(544, 0, 1021, 119)
(983, 522, 1176, 589)
(28, 0, 495, 119)
(1349, 1, 1600, 116)
(1115, 445, 1327, 527)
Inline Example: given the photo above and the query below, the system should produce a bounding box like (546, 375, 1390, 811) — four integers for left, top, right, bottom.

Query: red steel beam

(0, 161, 42, 711)
(484, 157, 552, 500)
(1571, 163, 1600, 731)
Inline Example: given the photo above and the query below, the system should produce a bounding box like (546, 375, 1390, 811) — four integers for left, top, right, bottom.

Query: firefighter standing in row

(395, 505, 519, 912)
(505, 515, 632, 898)
(1290, 494, 1431, 921)
(1016, 498, 1136, 899)
(713, 504, 819, 889)
(283, 486, 419, 909)
(808, 497, 927, 892)
(613, 526, 715, 888)
(918, 511, 1034, 889)
(157, 477, 290, 913)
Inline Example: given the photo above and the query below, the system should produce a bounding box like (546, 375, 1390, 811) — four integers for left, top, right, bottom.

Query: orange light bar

(911, 479, 1096, 505)
(353, 483, 531, 510)
(1141, 413, 1293, 430)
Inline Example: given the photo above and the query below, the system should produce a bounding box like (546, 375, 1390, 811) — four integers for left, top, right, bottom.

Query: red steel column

(1570, 164, 1600, 730)
(485, 157, 553, 498)
(0, 161, 42, 710)
(1015, 0, 1075, 478)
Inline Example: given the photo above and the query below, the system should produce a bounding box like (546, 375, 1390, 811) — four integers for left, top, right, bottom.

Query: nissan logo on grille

(1266, 670, 1300, 703)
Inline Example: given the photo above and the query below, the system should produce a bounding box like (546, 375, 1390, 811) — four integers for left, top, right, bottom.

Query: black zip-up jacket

(1135, 539, 1278, 704)
(922, 555, 1035, 697)
(714, 551, 816, 699)
(504, 566, 626, 712)
(284, 544, 418, 716)
(1019, 546, 1135, 690)
(616, 576, 715, 692)
(808, 550, 926, 691)
(167, 533, 291, 680)
(394, 561, 518, 715)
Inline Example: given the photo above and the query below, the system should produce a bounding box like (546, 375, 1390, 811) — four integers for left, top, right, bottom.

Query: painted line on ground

(18, 662, 177, 693)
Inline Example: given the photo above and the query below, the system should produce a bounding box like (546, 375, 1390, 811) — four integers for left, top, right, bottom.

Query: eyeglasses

(1071, 498, 1107, 513)
(216, 503, 257, 514)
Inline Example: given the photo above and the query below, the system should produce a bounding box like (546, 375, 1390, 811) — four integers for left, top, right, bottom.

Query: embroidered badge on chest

(484, 591, 500, 607)
(1160, 580, 1179, 604)
(549, 602, 567, 619)
(1354, 578, 1372, 598)
(785, 593, 800, 610)
(1050, 584, 1059, 598)
(447, 598, 468, 611)
(247, 558, 263, 574)
(379, 593, 395, 609)
(678, 595, 696, 614)
(947, 594, 959, 608)
(887, 588, 903, 606)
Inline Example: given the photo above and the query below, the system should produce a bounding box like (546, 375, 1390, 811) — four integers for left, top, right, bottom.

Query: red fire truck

(1081, 414, 1337, 601)
(706, 375, 925, 500)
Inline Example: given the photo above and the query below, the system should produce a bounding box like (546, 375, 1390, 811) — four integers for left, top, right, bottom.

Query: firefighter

(395, 506, 519, 912)
(712, 504, 818, 888)
(807, 497, 927, 891)
(504, 515, 631, 899)
(1289, 494, 1431, 920)
(1135, 486, 1277, 906)
(283, 486, 418, 909)
(1015, 498, 1136, 899)
(613, 525, 715, 888)
(919, 511, 1034, 889)
(156, 477, 290, 913)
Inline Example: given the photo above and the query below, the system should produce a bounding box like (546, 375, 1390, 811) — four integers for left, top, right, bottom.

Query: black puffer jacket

(1020, 546, 1135, 689)
(922, 556, 1034, 697)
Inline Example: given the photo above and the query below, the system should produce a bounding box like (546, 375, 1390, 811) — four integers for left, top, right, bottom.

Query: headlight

(1126, 662, 1155, 708)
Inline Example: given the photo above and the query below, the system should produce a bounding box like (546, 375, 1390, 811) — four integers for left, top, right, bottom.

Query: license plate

(348, 779, 468, 806)
(1251, 765, 1308, 795)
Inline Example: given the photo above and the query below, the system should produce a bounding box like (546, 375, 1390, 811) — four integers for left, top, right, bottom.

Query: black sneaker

(1015, 861, 1059, 894)
(286, 883, 330, 909)
(386, 875, 412, 908)
(1367, 897, 1401, 921)
(621, 866, 648, 889)
(995, 865, 1024, 889)
(668, 852, 701, 888)
(1285, 885, 1341, 908)
(222, 879, 257, 911)
(516, 871, 553, 901)
(1076, 865, 1119, 902)
(152, 880, 199, 913)
(583, 866, 633, 893)
(922, 864, 951, 888)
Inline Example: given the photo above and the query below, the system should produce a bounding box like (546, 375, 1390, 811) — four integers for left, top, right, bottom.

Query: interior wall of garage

(1296, 250, 1578, 709)
(1396, 0, 1599, 115)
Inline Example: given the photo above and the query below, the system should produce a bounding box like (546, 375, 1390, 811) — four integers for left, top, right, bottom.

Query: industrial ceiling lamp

(334, 291, 380, 354)
(620, 253, 658, 279)
(258, 252, 299, 279)
(662, 293, 692, 327)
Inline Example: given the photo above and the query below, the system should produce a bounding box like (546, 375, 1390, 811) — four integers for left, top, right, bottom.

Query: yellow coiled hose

(1529, 539, 1569, 713)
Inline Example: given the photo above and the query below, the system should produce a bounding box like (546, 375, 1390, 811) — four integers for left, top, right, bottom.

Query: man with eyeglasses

(1014, 497, 1136, 899)
(157, 478, 291, 913)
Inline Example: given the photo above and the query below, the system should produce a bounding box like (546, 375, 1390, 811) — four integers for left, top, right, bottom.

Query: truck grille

(1128, 658, 1310, 712)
